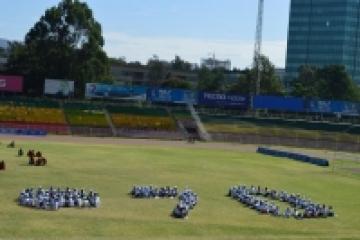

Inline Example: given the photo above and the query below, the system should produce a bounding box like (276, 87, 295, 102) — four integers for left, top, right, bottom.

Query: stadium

(0, 89, 359, 239)
(1, 0, 360, 239)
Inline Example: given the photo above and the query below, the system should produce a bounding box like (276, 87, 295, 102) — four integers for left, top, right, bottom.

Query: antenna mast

(254, 0, 264, 96)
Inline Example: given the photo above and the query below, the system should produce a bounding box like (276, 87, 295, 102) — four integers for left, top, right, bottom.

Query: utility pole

(212, 52, 216, 70)
(254, 0, 264, 97)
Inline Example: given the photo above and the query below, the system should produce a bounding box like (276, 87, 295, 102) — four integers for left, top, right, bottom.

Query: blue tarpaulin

(257, 147, 329, 167)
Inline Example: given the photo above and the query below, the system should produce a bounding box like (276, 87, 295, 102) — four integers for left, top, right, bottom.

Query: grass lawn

(0, 137, 359, 240)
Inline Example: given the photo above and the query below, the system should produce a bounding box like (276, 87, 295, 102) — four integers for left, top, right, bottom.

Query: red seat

(0, 121, 70, 135)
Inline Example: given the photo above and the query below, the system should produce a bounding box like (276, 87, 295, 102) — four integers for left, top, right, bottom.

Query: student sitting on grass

(18, 148, 24, 157)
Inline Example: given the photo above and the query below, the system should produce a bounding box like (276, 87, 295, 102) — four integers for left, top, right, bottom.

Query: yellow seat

(111, 114, 176, 130)
(0, 105, 66, 124)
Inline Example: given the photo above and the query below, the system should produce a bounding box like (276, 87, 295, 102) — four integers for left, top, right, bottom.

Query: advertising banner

(0, 75, 23, 93)
(44, 79, 74, 96)
(308, 100, 331, 113)
(85, 83, 147, 101)
(254, 96, 305, 112)
(308, 100, 359, 116)
(147, 88, 197, 104)
(198, 92, 248, 108)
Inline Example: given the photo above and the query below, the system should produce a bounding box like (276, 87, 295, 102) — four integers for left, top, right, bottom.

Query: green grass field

(0, 137, 359, 240)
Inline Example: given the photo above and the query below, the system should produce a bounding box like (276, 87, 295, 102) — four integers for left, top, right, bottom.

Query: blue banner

(198, 92, 248, 108)
(308, 100, 359, 115)
(253, 96, 305, 112)
(147, 88, 197, 104)
(83, 83, 360, 116)
(0, 128, 47, 136)
(85, 83, 147, 100)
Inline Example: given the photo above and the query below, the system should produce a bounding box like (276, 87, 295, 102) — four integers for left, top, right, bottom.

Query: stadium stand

(0, 106, 65, 124)
(170, 107, 201, 140)
(0, 92, 358, 150)
(0, 96, 60, 108)
(200, 113, 360, 136)
(108, 105, 183, 139)
(0, 98, 69, 135)
(65, 109, 108, 127)
(63, 101, 112, 137)
(199, 112, 360, 152)
(108, 105, 177, 131)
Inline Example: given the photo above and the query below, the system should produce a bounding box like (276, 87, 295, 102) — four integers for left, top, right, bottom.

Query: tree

(228, 69, 252, 94)
(171, 55, 192, 72)
(6, 42, 26, 71)
(161, 73, 192, 89)
(127, 61, 143, 68)
(258, 55, 284, 95)
(197, 67, 224, 91)
(109, 57, 127, 67)
(291, 65, 320, 98)
(0, 47, 6, 58)
(147, 56, 166, 86)
(7, 0, 110, 96)
(318, 65, 359, 101)
(291, 65, 360, 101)
(229, 55, 283, 95)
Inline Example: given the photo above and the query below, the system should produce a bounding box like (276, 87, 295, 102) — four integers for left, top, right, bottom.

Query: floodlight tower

(254, 0, 264, 96)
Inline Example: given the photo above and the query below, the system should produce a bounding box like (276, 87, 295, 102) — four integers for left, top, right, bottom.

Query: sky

(0, 0, 290, 68)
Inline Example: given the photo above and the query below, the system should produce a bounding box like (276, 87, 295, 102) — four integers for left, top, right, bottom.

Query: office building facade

(286, 0, 360, 84)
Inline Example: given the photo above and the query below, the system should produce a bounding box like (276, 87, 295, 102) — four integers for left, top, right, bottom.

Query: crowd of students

(228, 185, 335, 219)
(13, 184, 335, 219)
(1, 139, 339, 220)
(27, 150, 47, 166)
(130, 185, 178, 198)
(172, 189, 198, 219)
(18, 187, 101, 211)
(130, 186, 198, 219)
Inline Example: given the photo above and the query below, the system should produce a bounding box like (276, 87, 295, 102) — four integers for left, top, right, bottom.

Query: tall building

(285, 0, 360, 85)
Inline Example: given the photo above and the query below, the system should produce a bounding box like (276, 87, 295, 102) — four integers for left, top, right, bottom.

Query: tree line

(111, 54, 284, 95)
(121, 54, 360, 102)
(1, 0, 359, 102)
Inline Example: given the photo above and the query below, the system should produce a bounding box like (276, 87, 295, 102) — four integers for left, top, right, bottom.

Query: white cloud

(103, 32, 287, 69)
